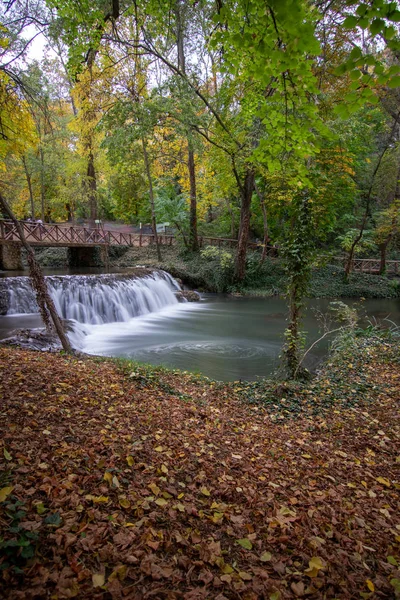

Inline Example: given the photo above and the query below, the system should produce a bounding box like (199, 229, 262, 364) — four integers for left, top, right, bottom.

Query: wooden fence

(333, 256, 400, 275)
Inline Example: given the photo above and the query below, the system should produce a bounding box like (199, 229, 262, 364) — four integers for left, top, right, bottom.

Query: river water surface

(1, 270, 399, 380)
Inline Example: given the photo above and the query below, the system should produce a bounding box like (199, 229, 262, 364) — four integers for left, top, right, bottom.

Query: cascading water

(1, 271, 180, 324)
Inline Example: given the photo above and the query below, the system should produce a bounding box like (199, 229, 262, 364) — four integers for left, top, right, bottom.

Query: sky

(24, 24, 57, 63)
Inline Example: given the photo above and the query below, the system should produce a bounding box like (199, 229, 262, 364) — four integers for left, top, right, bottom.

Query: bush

(197, 246, 235, 292)
(309, 264, 400, 299)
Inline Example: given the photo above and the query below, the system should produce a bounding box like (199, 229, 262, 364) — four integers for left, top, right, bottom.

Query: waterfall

(1, 272, 180, 324)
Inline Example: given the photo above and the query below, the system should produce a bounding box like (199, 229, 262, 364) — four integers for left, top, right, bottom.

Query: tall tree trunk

(0, 193, 72, 353)
(283, 192, 313, 378)
(234, 169, 255, 282)
(142, 139, 162, 262)
(188, 146, 199, 252)
(22, 156, 35, 220)
(175, 0, 199, 252)
(39, 146, 45, 221)
(87, 149, 98, 225)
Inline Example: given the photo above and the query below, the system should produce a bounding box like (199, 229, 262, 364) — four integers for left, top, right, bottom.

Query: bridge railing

(0, 220, 273, 250)
(332, 256, 399, 274)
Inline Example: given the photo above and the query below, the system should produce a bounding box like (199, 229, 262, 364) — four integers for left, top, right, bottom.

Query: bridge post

(0, 242, 23, 270)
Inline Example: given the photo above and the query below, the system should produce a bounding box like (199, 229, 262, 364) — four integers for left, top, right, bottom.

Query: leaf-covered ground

(0, 341, 399, 599)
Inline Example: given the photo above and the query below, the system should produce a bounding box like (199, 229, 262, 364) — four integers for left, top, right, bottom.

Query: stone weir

(0, 268, 185, 323)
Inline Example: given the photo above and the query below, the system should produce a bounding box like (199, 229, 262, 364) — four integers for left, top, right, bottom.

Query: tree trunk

(0, 193, 72, 353)
(188, 146, 199, 251)
(176, 0, 199, 252)
(142, 138, 162, 262)
(286, 283, 301, 377)
(39, 146, 45, 222)
(283, 193, 313, 379)
(174, 220, 189, 248)
(87, 149, 98, 226)
(234, 169, 255, 282)
(22, 156, 35, 220)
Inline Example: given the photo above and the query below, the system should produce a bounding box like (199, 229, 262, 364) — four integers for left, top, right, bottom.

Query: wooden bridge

(0, 219, 260, 250)
(0, 220, 399, 275)
(0, 219, 262, 270)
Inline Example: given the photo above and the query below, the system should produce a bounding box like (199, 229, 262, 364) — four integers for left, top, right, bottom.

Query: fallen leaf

(155, 497, 168, 507)
(0, 486, 13, 502)
(376, 476, 391, 487)
(237, 538, 252, 550)
(92, 573, 105, 588)
(366, 580, 375, 592)
(260, 551, 272, 562)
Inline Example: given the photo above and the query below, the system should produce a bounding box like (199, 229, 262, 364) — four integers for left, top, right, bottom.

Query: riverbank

(1, 333, 399, 599)
(27, 245, 400, 299)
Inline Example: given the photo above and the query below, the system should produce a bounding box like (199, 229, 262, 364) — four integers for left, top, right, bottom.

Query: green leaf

(388, 10, 400, 22)
(388, 75, 400, 89)
(356, 4, 368, 17)
(4, 449, 12, 461)
(237, 538, 253, 550)
(343, 16, 358, 29)
(349, 46, 362, 60)
(370, 18, 385, 35)
(349, 69, 362, 80)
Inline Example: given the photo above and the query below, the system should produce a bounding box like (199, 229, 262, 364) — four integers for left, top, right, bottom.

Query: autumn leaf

(0, 486, 13, 502)
(260, 551, 272, 562)
(126, 455, 134, 466)
(304, 556, 325, 577)
(85, 495, 109, 503)
(366, 580, 375, 592)
(291, 581, 305, 596)
(237, 538, 252, 550)
(35, 502, 47, 514)
(103, 471, 113, 484)
(376, 476, 391, 487)
(92, 573, 105, 588)
(119, 496, 130, 509)
(155, 497, 168, 507)
(148, 482, 160, 496)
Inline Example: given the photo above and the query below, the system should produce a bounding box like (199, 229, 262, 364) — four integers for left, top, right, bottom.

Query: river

(0, 269, 399, 381)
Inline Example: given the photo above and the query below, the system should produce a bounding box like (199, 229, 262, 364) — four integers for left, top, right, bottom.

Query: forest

(0, 2, 400, 598)
(1, 0, 400, 372)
